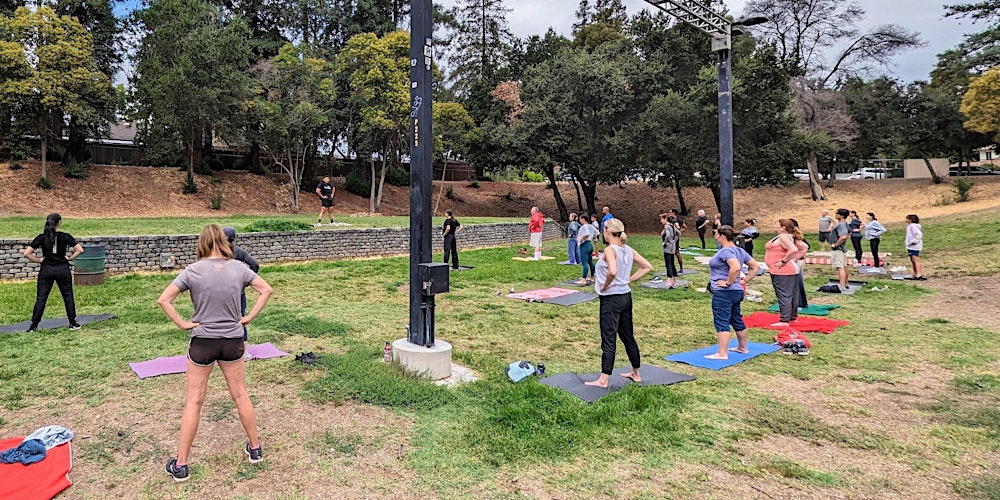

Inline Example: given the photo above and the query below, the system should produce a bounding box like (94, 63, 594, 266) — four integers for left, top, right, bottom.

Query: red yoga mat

(743, 311, 850, 334)
(0, 438, 72, 500)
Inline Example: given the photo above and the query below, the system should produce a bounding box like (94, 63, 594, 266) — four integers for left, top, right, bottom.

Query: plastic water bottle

(384, 342, 392, 363)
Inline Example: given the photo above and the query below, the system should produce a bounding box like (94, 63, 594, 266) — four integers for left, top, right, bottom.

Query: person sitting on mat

(158, 224, 273, 482)
(575, 213, 599, 285)
(584, 218, 654, 388)
(23, 213, 84, 332)
(765, 219, 803, 327)
(705, 225, 760, 360)
(224, 227, 260, 359)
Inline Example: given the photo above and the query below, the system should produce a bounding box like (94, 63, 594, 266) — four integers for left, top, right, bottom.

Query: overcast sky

(439, 0, 981, 83)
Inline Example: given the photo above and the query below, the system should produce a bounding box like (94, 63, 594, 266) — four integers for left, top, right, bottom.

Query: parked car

(846, 168, 889, 180)
(792, 169, 811, 180)
(556, 171, 575, 181)
(949, 165, 998, 176)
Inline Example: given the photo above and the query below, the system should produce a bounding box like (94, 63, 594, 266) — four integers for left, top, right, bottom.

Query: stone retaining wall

(0, 221, 564, 281)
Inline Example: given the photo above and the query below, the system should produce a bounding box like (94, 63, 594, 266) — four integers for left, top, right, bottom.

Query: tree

(961, 67, 1000, 140)
(840, 77, 908, 161)
(446, 0, 513, 97)
(945, 1, 1000, 71)
(250, 43, 336, 212)
(432, 101, 477, 214)
(337, 30, 410, 213)
(0, 6, 112, 181)
(131, 0, 253, 178)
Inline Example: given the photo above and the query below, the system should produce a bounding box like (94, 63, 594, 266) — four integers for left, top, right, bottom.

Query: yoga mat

(507, 288, 576, 301)
(665, 340, 780, 370)
(539, 365, 696, 403)
(743, 312, 850, 334)
(819, 279, 867, 295)
(538, 292, 598, 306)
(891, 274, 907, 280)
(557, 279, 593, 288)
(448, 266, 475, 271)
(655, 269, 699, 276)
(766, 303, 841, 316)
(858, 266, 887, 275)
(129, 343, 290, 379)
(640, 280, 691, 290)
(0, 438, 72, 500)
(512, 256, 555, 261)
(0, 313, 116, 334)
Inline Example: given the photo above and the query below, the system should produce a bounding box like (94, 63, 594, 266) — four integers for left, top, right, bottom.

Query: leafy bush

(62, 158, 90, 179)
(467, 179, 480, 188)
(521, 171, 544, 182)
(182, 174, 198, 194)
(345, 171, 371, 198)
(385, 166, 409, 186)
(7, 140, 30, 161)
(242, 219, 313, 233)
(8, 162, 22, 171)
(37, 177, 53, 190)
(210, 190, 223, 210)
(953, 177, 975, 202)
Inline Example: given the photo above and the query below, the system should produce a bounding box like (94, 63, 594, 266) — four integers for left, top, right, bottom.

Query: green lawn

(0, 210, 997, 498)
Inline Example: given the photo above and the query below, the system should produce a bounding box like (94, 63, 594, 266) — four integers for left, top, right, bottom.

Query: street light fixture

(641, 1, 766, 226)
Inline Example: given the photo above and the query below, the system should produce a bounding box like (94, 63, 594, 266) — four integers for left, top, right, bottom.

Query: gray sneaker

(245, 443, 263, 463)
(164, 457, 190, 482)
(794, 340, 810, 356)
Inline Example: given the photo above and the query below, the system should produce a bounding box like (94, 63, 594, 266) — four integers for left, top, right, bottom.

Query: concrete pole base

(391, 338, 452, 380)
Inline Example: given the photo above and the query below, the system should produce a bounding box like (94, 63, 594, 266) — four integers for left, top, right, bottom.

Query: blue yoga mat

(665, 340, 780, 370)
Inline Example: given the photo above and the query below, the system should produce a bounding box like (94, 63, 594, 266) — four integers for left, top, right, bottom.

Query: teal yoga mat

(765, 303, 840, 316)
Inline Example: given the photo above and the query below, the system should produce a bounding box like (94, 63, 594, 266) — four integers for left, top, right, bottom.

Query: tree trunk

(434, 156, 448, 215)
(824, 158, 836, 188)
(542, 163, 568, 221)
(673, 177, 688, 215)
(203, 123, 214, 163)
(66, 116, 87, 163)
(921, 154, 943, 184)
(806, 152, 826, 201)
(709, 182, 721, 215)
(571, 176, 584, 212)
(369, 156, 377, 213)
(581, 180, 597, 217)
(249, 141, 263, 174)
(288, 150, 300, 212)
(40, 133, 48, 180)
(187, 132, 195, 177)
(375, 156, 389, 213)
(191, 125, 204, 173)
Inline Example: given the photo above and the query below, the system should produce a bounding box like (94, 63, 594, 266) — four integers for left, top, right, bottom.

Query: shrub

(446, 185, 457, 200)
(45, 146, 64, 163)
(521, 171, 544, 182)
(953, 177, 975, 202)
(210, 190, 223, 210)
(345, 171, 371, 198)
(467, 179, 480, 188)
(62, 158, 90, 179)
(205, 156, 225, 171)
(37, 177, 53, 190)
(194, 158, 215, 175)
(210, 177, 223, 186)
(182, 174, 198, 194)
(385, 166, 409, 187)
(8, 162, 22, 171)
(243, 219, 313, 233)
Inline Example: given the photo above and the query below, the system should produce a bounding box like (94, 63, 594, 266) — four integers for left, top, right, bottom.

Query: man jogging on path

(315, 176, 335, 226)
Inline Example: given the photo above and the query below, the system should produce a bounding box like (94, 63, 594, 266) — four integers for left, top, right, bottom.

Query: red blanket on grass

(0, 437, 72, 500)
(774, 328, 812, 348)
(744, 312, 850, 334)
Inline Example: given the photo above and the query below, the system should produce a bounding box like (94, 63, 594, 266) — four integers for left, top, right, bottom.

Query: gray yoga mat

(557, 279, 593, 288)
(858, 266, 887, 275)
(818, 280, 865, 295)
(0, 313, 116, 334)
(538, 292, 599, 306)
(655, 269, 699, 277)
(539, 365, 696, 403)
(448, 266, 475, 271)
(641, 280, 691, 290)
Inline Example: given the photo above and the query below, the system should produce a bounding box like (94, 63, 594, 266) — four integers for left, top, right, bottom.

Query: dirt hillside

(3, 160, 1000, 233)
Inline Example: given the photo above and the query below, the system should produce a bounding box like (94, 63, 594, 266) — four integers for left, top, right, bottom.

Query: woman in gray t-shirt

(157, 224, 273, 482)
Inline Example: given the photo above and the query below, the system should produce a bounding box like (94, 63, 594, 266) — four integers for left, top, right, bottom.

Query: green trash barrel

(73, 243, 106, 286)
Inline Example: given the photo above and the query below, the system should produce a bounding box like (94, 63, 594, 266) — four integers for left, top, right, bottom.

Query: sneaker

(314, 223, 322, 227)
(68, 323, 81, 331)
(164, 457, 190, 482)
(26, 325, 37, 333)
(794, 340, 810, 356)
(651, 277, 663, 283)
(782, 342, 795, 355)
(245, 443, 263, 463)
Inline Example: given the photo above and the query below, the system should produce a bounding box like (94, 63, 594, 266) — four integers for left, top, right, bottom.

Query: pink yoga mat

(507, 287, 577, 300)
(129, 343, 289, 379)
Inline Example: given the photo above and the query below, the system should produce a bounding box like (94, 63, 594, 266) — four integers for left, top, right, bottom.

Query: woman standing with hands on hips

(705, 226, 760, 360)
(584, 218, 654, 388)
(765, 220, 802, 327)
(864, 212, 886, 267)
(157, 224, 273, 482)
(23, 213, 84, 332)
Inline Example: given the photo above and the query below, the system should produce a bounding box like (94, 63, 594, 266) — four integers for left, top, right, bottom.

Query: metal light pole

(640, 0, 766, 227)
(408, 0, 434, 346)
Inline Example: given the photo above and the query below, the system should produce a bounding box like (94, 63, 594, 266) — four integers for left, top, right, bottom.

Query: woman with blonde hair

(158, 224, 273, 482)
(584, 218, 654, 388)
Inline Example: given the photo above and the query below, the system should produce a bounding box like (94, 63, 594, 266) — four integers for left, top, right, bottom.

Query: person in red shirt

(529, 207, 544, 260)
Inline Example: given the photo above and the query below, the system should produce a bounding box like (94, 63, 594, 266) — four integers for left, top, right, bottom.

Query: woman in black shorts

(157, 225, 273, 482)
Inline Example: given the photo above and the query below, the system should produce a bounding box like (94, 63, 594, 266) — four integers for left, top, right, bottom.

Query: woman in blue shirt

(706, 226, 761, 360)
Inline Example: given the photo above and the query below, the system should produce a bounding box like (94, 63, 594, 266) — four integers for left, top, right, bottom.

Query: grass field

(0, 211, 997, 498)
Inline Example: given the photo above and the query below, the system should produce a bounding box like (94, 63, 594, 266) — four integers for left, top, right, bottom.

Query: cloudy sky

(439, 0, 982, 83)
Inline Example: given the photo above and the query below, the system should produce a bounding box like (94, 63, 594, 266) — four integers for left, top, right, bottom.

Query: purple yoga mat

(129, 343, 289, 379)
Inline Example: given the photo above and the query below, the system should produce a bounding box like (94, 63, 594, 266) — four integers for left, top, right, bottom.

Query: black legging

(443, 234, 459, 269)
(851, 236, 863, 263)
(598, 293, 639, 375)
(744, 240, 754, 257)
(698, 229, 707, 249)
(870, 238, 881, 267)
(663, 252, 677, 278)
(31, 264, 76, 326)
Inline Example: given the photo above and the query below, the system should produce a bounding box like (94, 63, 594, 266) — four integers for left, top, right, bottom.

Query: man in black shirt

(315, 176, 335, 226)
(442, 209, 462, 269)
(224, 227, 260, 359)
(695, 209, 709, 249)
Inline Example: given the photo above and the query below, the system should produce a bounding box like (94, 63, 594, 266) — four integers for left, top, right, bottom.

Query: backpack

(818, 284, 841, 293)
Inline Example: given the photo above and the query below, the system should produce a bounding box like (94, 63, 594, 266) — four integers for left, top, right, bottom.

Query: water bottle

(384, 341, 392, 363)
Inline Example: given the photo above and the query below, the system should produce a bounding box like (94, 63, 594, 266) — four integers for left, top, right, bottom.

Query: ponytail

(43, 213, 61, 251)
(604, 218, 628, 245)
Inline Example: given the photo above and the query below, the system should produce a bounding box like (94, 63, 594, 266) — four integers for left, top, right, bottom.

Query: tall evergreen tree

(447, 0, 513, 97)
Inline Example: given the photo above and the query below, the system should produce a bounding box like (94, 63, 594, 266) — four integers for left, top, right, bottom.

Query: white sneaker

(314, 223, 322, 227)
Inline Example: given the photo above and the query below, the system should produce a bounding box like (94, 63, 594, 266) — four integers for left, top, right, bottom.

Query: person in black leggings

(864, 212, 886, 267)
(849, 210, 864, 263)
(23, 213, 84, 332)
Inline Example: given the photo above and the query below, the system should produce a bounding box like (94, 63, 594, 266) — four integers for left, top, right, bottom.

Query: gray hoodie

(864, 220, 886, 240)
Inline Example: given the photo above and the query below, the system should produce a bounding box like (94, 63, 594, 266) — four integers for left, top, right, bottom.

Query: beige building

(903, 158, 949, 179)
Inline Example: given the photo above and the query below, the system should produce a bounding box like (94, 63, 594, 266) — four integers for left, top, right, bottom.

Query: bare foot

(728, 347, 749, 354)
(704, 353, 728, 360)
(584, 379, 608, 388)
(770, 322, 790, 327)
(621, 372, 642, 383)
(575, 279, 588, 285)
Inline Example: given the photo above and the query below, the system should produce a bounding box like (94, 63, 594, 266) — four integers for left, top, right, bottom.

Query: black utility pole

(408, 0, 435, 346)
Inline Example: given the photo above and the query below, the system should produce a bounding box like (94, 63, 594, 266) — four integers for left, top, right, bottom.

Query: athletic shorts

(818, 231, 830, 245)
(529, 232, 542, 248)
(321, 198, 333, 208)
(188, 337, 245, 366)
(830, 250, 847, 268)
(908, 249, 920, 257)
